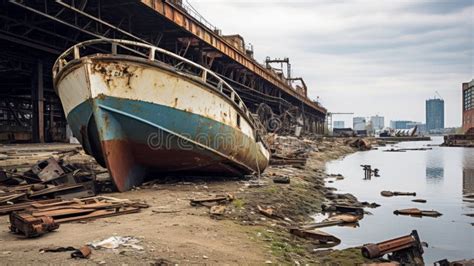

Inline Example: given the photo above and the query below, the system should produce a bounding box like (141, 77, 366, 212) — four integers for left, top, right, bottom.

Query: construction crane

(435, 91, 443, 99)
(326, 112, 354, 134)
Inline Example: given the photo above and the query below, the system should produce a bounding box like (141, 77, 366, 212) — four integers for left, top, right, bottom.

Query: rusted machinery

(9, 212, 59, 238)
(361, 230, 424, 265)
(360, 165, 379, 180)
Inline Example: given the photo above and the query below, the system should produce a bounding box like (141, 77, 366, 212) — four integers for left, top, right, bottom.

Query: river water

(324, 136, 474, 263)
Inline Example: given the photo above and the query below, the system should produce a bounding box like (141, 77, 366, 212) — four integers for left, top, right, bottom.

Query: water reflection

(324, 137, 474, 263)
(463, 169, 474, 194)
(426, 167, 444, 180)
(462, 149, 474, 195)
(426, 148, 444, 183)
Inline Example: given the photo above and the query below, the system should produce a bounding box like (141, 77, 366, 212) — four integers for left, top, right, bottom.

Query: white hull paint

(57, 58, 256, 140)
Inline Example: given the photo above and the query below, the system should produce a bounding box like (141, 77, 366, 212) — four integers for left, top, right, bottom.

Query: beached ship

(53, 39, 270, 192)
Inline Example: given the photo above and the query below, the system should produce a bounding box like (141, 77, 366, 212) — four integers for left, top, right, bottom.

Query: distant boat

(53, 39, 270, 192)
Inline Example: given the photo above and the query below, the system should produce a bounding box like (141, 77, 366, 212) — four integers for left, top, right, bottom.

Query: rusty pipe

(362, 230, 423, 259)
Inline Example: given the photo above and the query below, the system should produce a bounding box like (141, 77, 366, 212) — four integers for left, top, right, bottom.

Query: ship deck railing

(52, 38, 258, 132)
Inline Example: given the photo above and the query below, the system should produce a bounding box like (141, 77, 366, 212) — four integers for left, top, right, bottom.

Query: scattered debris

(412, 199, 427, 203)
(393, 208, 442, 217)
(151, 209, 181, 214)
(302, 214, 360, 229)
(7, 196, 147, 236)
(257, 205, 281, 219)
(361, 165, 379, 179)
(210, 205, 226, 215)
(321, 204, 364, 215)
(289, 228, 341, 247)
(9, 212, 59, 238)
(71, 246, 92, 259)
(434, 258, 474, 266)
(381, 191, 416, 197)
(0, 157, 101, 206)
(384, 148, 431, 152)
(190, 193, 234, 206)
(267, 134, 313, 161)
(400, 148, 432, 151)
(326, 214, 360, 223)
(40, 246, 76, 253)
(361, 230, 424, 265)
(0, 199, 61, 215)
(360, 201, 381, 208)
(153, 258, 176, 265)
(246, 180, 267, 188)
(31, 158, 65, 182)
(383, 148, 407, 152)
(273, 176, 290, 184)
(270, 155, 307, 166)
(89, 236, 143, 250)
(327, 174, 344, 180)
(347, 138, 372, 151)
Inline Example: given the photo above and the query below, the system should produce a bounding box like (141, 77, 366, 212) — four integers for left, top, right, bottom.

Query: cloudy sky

(188, 0, 473, 127)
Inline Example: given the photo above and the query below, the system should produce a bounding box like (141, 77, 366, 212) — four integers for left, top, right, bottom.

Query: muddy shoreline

(0, 137, 382, 264)
(230, 136, 383, 264)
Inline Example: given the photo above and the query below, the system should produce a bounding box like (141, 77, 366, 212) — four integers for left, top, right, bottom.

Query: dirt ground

(0, 184, 270, 265)
(0, 138, 379, 265)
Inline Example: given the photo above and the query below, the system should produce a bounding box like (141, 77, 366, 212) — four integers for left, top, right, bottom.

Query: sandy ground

(0, 182, 271, 265)
(0, 138, 375, 265)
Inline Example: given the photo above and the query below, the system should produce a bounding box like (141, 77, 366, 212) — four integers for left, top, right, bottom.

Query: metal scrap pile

(266, 134, 315, 166)
(0, 157, 100, 204)
(0, 146, 148, 239)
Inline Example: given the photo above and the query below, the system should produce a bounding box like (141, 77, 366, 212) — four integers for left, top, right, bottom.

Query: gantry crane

(326, 112, 354, 134)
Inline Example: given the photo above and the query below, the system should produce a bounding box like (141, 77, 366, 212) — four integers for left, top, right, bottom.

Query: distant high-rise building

(463, 80, 474, 135)
(353, 117, 366, 131)
(426, 98, 444, 131)
(333, 121, 345, 129)
(370, 115, 384, 130)
(390, 120, 416, 130)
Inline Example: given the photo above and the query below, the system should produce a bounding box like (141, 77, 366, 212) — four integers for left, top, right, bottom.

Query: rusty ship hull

(53, 39, 270, 192)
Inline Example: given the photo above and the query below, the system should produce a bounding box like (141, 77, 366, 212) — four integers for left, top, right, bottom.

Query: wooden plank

(54, 207, 140, 223)
(32, 208, 96, 217)
(0, 199, 60, 215)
